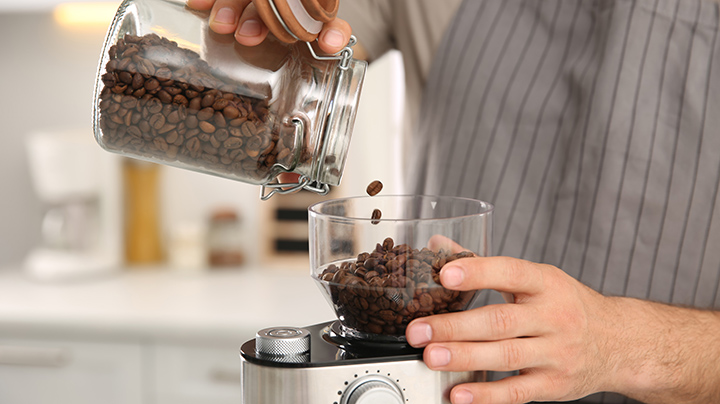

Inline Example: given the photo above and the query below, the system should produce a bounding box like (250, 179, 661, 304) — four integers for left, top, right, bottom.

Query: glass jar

(309, 195, 494, 341)
(93, 0, 366, 199)
(206, 208, 245, 268)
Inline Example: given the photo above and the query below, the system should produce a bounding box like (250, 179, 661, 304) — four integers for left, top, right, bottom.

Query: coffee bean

(165, 130, 180, 144)
(144, 78, 160, 92)
(371, 209, 382, 225)
(201, 93, 215, 108)
(147, 98, 163, 114)
(197, 107, 214, 121)
(172, 94, 188, 106)
(382, 237, 394, 251)
(223, 106, 240, 119)
(188, 97, 202, 111)
(219, 136, 240, 150)
(186, 137, 201, 154)
(127, 125, 142, 138)
(366, 180, 383, 196)
(157, 90, 172, 104)
(199, 121, 216, 133)
(212, 98, 229, 110)
(153, 137, 169, 152)
(213, 111, 227, 128)
(149, 113, 166, 130)
(131, 73, 144, 90)
(118, 71, 133, 84)
(101, 72, 117, 87)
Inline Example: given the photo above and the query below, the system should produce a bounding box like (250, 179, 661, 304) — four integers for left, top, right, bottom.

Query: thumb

(317, 18, 352, 54)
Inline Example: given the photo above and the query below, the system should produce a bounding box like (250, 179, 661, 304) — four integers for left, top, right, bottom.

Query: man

(188, 1, 720, 403)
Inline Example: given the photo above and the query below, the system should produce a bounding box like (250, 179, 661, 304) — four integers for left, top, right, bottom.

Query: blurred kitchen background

(0, 1, 404, 402)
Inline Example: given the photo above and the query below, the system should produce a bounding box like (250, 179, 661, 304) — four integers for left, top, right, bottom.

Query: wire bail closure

(259, 117, 331, 200)
(257, 30, 357, 200)
(260, 175, 330, 200)
(304, 35, 356, 70)
(257, 1, 357, 199)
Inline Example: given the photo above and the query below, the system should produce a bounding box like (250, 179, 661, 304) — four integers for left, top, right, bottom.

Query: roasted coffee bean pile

(98, 33, 304, 181)
(317, 237, 476, 337)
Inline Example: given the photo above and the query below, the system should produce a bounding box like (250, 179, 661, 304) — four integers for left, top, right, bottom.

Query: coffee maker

(240, 195, 493, 403)
(24, 130, 121, 281)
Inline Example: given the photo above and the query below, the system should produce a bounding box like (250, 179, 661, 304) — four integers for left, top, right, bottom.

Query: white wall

(0, 12, 103, 266)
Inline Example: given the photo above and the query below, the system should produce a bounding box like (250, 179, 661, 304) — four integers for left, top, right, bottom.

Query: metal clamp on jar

(92, 0, 366, 199)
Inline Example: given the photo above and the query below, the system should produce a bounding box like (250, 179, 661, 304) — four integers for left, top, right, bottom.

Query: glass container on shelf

(93, 0, 366, 199)
(207, 208, 245, 268)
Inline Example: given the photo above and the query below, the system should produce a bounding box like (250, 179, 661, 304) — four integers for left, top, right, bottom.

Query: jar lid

(254, 0, 338, 43)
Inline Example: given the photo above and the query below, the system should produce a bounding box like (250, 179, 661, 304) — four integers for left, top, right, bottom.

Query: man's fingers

(422, 339, 548, 373)
(234, 2, 270, 46)
(440, 256, 546, 295)
(427, 234, 467, 254)
(208, 0, 250, 34)
(317, 18, 352, 54)
(406, 305, 548, 346)
(450, 374, 554, 404)
(189, 0, 350, 52)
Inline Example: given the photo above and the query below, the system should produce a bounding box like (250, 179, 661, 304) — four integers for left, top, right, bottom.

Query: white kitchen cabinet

(152, 343, 243, 404)
(0, 337, 144, 404)
(0, 268, 332, 404)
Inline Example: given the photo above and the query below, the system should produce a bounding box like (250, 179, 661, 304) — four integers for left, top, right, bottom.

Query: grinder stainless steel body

(240, 322, 483, 403)
(240, 195, 493, 403)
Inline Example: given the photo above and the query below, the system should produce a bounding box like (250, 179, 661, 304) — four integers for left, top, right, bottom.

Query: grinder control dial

(254, 327, 310, 363)
(341, 375, 404, 404)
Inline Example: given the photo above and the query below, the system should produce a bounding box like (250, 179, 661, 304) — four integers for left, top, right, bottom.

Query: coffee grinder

(240, 195, 493, 403)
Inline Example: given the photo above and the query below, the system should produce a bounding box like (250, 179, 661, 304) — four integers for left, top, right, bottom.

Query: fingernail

(322, 29, 346, 48)
(406, 322, 432, 346)
(427, 346, 451, 367)
(453, 388, 474, 404)
(214, 7, 236, 25)
(441, 265, 465, 288)
(237, 19, 262, 37)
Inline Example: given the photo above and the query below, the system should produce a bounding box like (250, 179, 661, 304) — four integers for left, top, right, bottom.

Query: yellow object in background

(123, 159, 163, 265)
(53, 2, 120, 28)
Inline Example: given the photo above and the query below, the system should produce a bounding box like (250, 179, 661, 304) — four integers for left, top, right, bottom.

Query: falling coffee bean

(371, 209, 382, 225)
(366, 180, 383, 196)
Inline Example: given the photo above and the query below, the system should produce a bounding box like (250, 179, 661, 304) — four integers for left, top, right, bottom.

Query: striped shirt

(343, 0, 720, 402)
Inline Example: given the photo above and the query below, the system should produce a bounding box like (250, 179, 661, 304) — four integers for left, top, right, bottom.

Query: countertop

(0, 266, 334, 344)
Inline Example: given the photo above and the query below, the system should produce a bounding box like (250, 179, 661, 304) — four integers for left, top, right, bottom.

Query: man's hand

(405, 256, 720, 404)
(405, 256, 620, 403)
(186, 0, 352, 54)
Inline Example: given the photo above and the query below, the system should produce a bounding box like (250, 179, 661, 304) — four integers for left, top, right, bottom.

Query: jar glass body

(93, 0, 366, 190)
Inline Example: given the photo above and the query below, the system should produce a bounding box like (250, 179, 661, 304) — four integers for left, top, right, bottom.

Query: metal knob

(255, 327, 310, 361)
(342, 376, 404, 404)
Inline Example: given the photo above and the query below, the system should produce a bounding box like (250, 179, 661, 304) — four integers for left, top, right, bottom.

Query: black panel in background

(275, 239, 309, 252)
(276, 209, 308, 221)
